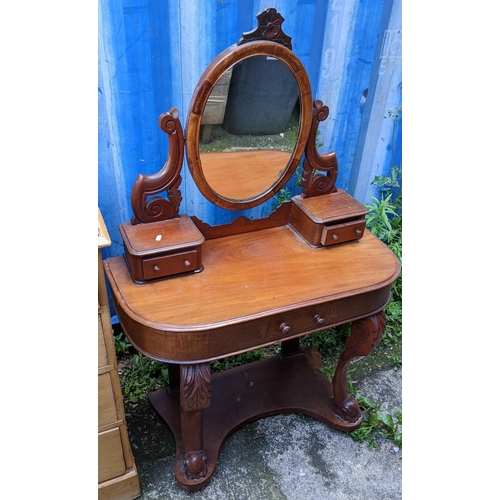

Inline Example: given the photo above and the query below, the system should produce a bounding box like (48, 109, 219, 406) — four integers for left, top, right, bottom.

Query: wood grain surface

(104, 226, 400, 362)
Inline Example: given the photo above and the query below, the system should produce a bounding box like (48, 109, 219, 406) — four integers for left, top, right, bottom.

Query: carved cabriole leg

(332, 312, 387, 423)
(180, 363, 211, 480)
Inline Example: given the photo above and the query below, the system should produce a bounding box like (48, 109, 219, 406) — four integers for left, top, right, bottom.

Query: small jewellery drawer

(320, 219, 366, 246)
(268, 303, 332, 342)
(119, 215, 205, 283)
(143, 249, 200, 280)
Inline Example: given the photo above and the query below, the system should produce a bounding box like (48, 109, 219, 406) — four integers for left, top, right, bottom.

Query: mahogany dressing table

(103, 8, 400, 492)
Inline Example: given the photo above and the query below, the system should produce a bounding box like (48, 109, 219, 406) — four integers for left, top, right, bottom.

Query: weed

(113, 330, 131, 355)
(349, 384, 402, 449)
(302, 323, 350, 357)
(314, 366, 402, 449)
(272, 187, 292, 209)
(119, 352, 169, 404)
(316, 365, 335, 380)
(391, 355, 402, 371)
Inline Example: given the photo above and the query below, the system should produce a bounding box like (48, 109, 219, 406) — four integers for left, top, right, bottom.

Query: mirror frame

(185, 41, 313, 211)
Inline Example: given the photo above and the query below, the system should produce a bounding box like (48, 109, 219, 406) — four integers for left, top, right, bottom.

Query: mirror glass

(198, 56, 300, 201)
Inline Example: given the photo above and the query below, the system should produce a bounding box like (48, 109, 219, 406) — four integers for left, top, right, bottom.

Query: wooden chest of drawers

(98, 209, 141, 500)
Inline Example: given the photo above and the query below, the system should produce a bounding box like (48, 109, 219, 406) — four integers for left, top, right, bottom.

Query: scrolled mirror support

(130, 108, 185, 225)
(300, 100, 339, 198)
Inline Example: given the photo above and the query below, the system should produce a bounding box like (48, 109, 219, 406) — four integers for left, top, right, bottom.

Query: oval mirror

(186, 42, 312, 210)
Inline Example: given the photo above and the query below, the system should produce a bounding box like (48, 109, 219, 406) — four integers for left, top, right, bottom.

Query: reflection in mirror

(198, 56, 300, 201)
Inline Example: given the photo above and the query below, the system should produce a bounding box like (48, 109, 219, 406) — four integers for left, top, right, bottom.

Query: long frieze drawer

(98, 427, 127, 483)
(320, 219, 366, 246)
(98, 372, 118, 428)
(142, 249, 200, 281)
(267, 303, 332, 342)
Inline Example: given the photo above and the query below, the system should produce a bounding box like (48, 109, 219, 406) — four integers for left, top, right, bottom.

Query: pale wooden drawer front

(98, 372, 118, 428)
(98, 314, 108, 368)
(98, 427, 126, 483)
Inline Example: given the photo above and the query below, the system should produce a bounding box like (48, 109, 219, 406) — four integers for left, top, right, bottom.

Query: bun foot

(333, 394, 361, 423)
(183, 450, 208, 480)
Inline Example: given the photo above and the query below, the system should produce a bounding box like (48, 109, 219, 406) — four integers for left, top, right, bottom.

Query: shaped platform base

(149, 347, 361, 491)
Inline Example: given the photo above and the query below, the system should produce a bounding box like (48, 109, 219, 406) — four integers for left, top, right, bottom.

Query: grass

(199, 114, 299, 154)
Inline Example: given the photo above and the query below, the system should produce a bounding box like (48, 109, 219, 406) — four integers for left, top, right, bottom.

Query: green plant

(272, 187, 292, 209)
(349, 387, 402, 449)
(113, 331, 132, 354)
(391, 355, 402, 370)
(303, 323, 350, 357)
(314, 369, 402, 449)
(119, 353, 169, 404)
(365, 188, 401, 347)
(380, 297, 402, 346)
(316, 365, 335, 380)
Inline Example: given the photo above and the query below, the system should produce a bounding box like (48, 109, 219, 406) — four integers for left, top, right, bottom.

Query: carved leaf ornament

(181, 364, 211, 411)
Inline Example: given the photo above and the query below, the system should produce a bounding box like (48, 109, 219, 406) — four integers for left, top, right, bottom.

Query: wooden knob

(153, 265, 160, 273)
(280, 323, 291, 335)
(314, 314, 325, 326)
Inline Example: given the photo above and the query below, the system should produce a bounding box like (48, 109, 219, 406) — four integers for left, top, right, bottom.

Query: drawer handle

(331, 233, 339, 240)
(153, 265, 160, 273)
(280, 323, 292, 335)
(314, 314, 325, 326)
(355, 229, 362, 235)
(184, 260, 191, 267)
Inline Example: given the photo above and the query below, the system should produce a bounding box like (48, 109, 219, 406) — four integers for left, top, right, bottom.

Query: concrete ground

(123, 363, 402, 499)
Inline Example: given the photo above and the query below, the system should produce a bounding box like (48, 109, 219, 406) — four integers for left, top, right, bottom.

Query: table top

(104, 224, 400, 363)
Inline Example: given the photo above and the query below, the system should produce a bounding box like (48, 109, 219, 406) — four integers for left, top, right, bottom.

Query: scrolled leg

(332, 312, 386, 423)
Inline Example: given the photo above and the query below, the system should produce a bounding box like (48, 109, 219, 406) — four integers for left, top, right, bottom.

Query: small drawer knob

(153, 265, 160, 273)
(314, 314, 325, 326)
(331, 234, 339, 240)
(280, 323, 292, 335)
(184, 260, 191, 267)
(355, 229, 362, 235)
